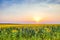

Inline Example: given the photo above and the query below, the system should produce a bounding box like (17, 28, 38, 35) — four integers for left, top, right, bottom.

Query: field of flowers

(0, 24, 60, 40)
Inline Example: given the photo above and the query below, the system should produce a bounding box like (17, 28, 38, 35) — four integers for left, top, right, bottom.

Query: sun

(33, 16, 42, 23)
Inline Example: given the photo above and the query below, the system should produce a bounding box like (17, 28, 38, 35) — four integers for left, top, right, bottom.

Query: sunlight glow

(33, 16, 42, 23)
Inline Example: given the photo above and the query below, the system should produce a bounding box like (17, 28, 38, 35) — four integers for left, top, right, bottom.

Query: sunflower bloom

(12, 30, 18, 33)
(45, 28, 51, 32)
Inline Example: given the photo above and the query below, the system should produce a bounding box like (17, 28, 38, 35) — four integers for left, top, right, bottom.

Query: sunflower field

(0, 24, 60, 40)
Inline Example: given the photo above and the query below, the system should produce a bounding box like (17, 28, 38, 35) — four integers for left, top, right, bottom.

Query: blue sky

(0, 0, 60, 9)
(0, 0, 60, 6)
(0, 0, 60, 24)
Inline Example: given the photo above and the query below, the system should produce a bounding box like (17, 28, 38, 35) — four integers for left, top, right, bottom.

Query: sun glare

(33, 16, 42, 23)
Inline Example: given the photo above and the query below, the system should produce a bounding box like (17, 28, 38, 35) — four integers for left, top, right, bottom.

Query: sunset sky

(0, 0, 60, 24)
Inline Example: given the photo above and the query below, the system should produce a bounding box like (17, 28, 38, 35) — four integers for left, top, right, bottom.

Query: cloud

(2, 3, 60, 18)
(1, 0, 60, 9)
(0, 0, 60, 23)
(1, 0, 60, 4)
(0, 0, 60, 9)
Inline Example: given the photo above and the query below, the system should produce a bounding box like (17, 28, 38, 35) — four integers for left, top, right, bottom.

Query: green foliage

(0, 24, 60, 40)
